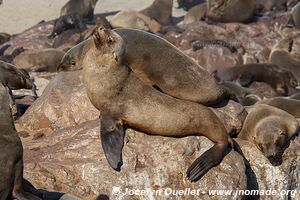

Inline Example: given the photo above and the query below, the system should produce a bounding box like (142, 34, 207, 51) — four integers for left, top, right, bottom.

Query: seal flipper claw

(100, 115, 125, 171)
(186, 144, 228, 182)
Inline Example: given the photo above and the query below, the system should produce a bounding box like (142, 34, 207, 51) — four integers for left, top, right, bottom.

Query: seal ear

(100, 115, 125, 171)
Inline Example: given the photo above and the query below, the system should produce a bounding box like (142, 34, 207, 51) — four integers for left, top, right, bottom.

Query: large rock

(0, 20, 54, 54)
(17, 71, 99, 132)
(22, 119, 247, 199)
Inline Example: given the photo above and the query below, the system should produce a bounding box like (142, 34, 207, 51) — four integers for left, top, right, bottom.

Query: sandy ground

(0, 0, 186, 34)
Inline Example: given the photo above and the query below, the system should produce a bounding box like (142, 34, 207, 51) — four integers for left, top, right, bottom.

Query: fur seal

(238, 104, 299, 165)
(0, 32, 10, 45)
(0, 61, 32, 90)
(184, 3, 207, 24)
(269, 38, 300, 81)
(81, 27, 231, 182)
(214, 63, 299, 96)
(60, 0, 98, 20)
(57, 40, 90, 72)
(206, 0, 257, 23)
(49, 13, 86, 39)
(257, 0, 286, 12)
(109, 10, 162, 33)
(257, 97, 300, 119)
(177, 0, 206, 11)
(13, 49, 65, 72)
(0, 72, 41, 199)
(289, 2, 300, 28)
(221, 81, 262, 106)
(0, 47, 25, 63)
(58, 28, 231, 106)
(140, 0, 173, 25)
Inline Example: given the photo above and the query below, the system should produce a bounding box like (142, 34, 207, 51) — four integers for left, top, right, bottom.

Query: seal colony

(3, 0, 300, 197)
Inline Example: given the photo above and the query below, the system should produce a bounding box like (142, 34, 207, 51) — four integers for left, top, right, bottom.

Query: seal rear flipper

(100, 115, 125, 171)
(186, 143, 229, 182)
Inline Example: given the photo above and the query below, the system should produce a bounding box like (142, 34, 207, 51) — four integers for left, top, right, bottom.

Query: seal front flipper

(100, 114, 125, 171)
(186, 143, 228, 182)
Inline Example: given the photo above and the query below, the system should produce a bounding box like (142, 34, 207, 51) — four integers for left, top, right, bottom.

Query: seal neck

(83, 54, 130, 110)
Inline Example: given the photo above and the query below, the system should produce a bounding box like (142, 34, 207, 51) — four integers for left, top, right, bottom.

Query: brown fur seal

(81, 27, 232, 182)
(58, 28, 231, 106)
(184, 3, 207, 24)
(13, 49, 65, 72)
(257, 97, 300, 119)
(269, 38, 300, 81)
(206, 0, 257, 23)
(58, 41, 90, 72)
(140, 0, 173, 25)
(109, 10, 162, 33)
(60, 0, 98, 20)
(0, 72, 42, 199)
(0, 61, 32, 90)
(238, 104, 299, 165)
(214, 63, 299, 96)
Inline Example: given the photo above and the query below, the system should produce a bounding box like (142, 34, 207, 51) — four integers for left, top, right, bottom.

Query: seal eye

(107, 36, 114, 44)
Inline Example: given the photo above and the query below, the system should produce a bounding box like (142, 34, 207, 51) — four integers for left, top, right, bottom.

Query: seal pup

(184, 3, 208, 24)
(13, 49, 65, 72)
(221, 81, 262, 106)
(140, 0, 173, 25)
(238, 104, 299, 165)
(257, 97, 300, 119)
(49, 13, 86, 39)
(214, 63, 299, 96)
(0, 71, 42, 200)
(269, 38, 300, 81)
(206, 0, 257, 23)
(60, 0, 98, 20)
(58, 28, 231, 106)
(109, 10, 162, 33)
(81, 27, 231, 182)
